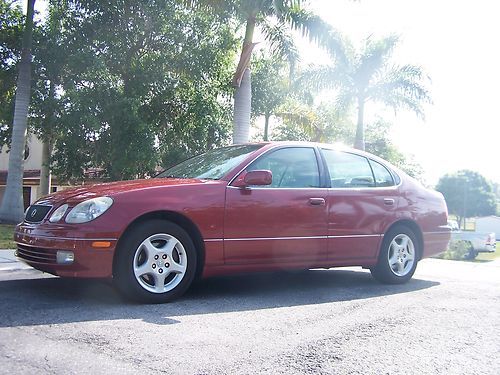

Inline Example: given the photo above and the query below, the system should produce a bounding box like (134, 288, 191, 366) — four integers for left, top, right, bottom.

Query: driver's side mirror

(232, 170, 272, 188)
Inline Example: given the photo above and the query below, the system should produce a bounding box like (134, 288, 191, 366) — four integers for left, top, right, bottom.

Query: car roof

(236, 141, 389, 164)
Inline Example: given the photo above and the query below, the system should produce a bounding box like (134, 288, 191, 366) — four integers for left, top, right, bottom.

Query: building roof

(0, 169, 101, 186)
(0, 169, 42, 185)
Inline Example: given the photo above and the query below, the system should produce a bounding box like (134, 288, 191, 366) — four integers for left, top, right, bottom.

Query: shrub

(434, 240, 472, 260)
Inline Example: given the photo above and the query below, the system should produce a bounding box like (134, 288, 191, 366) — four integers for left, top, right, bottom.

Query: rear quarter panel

(397, 175, 451, 258)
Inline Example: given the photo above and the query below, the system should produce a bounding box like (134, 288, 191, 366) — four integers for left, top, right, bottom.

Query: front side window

(322, 149, 374, 188)
(158, 144, 262, 180)
(247, 147, 320, 188)
(369, 160, 395, 187)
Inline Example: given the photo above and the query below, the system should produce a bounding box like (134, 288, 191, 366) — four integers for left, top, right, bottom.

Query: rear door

(321, 149, 401, 263)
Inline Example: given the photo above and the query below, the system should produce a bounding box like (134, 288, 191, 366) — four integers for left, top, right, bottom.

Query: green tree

(45, 0, 238, 181)
(0, 0, 35, 223)
(273, 99, 354, 143)
(0, 0, 23, 140)
(491, 182, 500, 215)
(30, 0, 76, 195)
(436, 170, 497, 229)
(186, 0, 345, 144)
(300, 35, 431, 150)
(251, 53, 289, 141)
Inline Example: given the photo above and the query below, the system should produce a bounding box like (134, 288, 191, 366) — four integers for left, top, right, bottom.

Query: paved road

(0, 256, 499, 375)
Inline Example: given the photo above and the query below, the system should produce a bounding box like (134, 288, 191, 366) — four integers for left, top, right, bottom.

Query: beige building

(0, 137, 67, 209)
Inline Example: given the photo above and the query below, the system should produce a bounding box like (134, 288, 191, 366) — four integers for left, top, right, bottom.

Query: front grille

(17, 244, 57, 264)
(25, 205, 52, 223)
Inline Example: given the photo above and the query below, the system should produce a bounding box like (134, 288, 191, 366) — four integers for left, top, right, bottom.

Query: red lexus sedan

(15, 142, 450, 303)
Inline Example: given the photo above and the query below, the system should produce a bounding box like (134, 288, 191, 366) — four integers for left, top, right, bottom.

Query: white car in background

(449, 220, 496, 259)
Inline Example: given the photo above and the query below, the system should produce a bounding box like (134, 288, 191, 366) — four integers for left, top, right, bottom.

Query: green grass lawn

(475, 250, 500, 262)
(0, 224, 16, 249)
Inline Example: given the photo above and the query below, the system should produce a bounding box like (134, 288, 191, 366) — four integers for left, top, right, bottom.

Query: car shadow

(0, 268, 439, 328)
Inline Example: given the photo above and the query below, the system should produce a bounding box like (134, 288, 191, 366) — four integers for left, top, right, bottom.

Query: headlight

(49, 204, 69, 223)
(65, 197, 113, 224)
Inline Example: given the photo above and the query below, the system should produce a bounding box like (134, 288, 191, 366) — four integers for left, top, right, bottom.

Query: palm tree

(0, 0, 35, 223)
(186, 0, 345, 144)
(300, 35, 431, 150)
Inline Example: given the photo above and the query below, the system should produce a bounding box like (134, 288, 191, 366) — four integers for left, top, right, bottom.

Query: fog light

(56, 251, 74, 265)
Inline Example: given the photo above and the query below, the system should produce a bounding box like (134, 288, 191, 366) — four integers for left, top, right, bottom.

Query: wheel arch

(113, 210, 206, 279)
(384, 219, 424, 260)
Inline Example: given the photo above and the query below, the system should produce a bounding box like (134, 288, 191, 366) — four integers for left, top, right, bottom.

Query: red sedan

(15, 142, 450, 303)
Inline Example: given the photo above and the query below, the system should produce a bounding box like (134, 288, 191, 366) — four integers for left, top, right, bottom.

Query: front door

(224, 146, 328, 266)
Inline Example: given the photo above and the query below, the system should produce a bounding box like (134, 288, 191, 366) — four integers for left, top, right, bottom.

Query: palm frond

(276, 100, 317, 129)
(335, 90, 355, 113)
(367, 64, 432, 118)
(354, 34, 399, 89)
(294, 64, 346, 93)
(260, 19, 299, 71)
(283, 6, 349, 65)
(268, 0, 303, 18)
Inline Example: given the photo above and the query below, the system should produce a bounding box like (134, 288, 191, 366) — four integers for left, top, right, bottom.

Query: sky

(23, 0, 500, 186)
(291, 0, 500, 185)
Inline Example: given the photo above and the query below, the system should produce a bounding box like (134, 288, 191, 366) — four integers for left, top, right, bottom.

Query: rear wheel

(114, 220, 197, 303)
(464, 244, 478, 260)
(370, 225, 419, 284)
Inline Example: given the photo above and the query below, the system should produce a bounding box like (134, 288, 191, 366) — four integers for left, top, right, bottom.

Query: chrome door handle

(309, 198, 325, 206)
(383, 198, 395, 206)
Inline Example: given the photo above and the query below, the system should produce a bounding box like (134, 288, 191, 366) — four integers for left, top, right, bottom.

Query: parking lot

(0, 257, 499, 374)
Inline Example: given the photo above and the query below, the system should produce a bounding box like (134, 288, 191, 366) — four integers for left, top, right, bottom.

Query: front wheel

(370, 225, 419, 284)
(114, 220, 197, 303)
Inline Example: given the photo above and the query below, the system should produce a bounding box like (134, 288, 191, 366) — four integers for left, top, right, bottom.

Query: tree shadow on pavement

(0, 268, 439, 328)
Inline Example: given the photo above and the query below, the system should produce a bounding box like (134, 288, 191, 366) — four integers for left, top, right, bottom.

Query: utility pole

(462, 180, 467, 230)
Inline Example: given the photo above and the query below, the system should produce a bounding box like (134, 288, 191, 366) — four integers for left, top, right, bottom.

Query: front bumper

(15, 225, 117, 278)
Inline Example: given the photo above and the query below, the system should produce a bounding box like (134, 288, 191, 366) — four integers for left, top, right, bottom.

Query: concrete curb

(0, 249, 31, 271)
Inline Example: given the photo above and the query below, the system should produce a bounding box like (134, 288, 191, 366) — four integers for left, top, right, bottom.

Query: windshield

(157, 144, 263, 180)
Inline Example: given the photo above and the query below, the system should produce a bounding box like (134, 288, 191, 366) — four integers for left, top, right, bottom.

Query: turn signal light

(91, 241, 111, 248)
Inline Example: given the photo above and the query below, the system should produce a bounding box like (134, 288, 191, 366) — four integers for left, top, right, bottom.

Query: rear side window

(322, 149, 374, 188)
(369, 160, 395, 187)
(248, 147, 320, 188)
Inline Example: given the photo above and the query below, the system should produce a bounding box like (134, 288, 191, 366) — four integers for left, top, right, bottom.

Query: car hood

(35, 178, 214, 206)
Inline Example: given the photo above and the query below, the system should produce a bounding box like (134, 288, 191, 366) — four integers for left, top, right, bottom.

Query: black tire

(370, 225, 419, 284)
(464, 246, 478, 260)
(113, 220, 197, 303)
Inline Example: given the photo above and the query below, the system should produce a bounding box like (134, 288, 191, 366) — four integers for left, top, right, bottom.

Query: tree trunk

(263, 113, 270, 141)
(0, 0, 35, 223)
(39, 140, 52, 197)
(232, 16, 256, 144)
(354, 98, 365, 150)
(39, 75, 56, 198)
(232, 68, 252, 144)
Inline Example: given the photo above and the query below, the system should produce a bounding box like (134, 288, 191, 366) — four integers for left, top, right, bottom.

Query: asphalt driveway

(0, 254, 499, 374)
